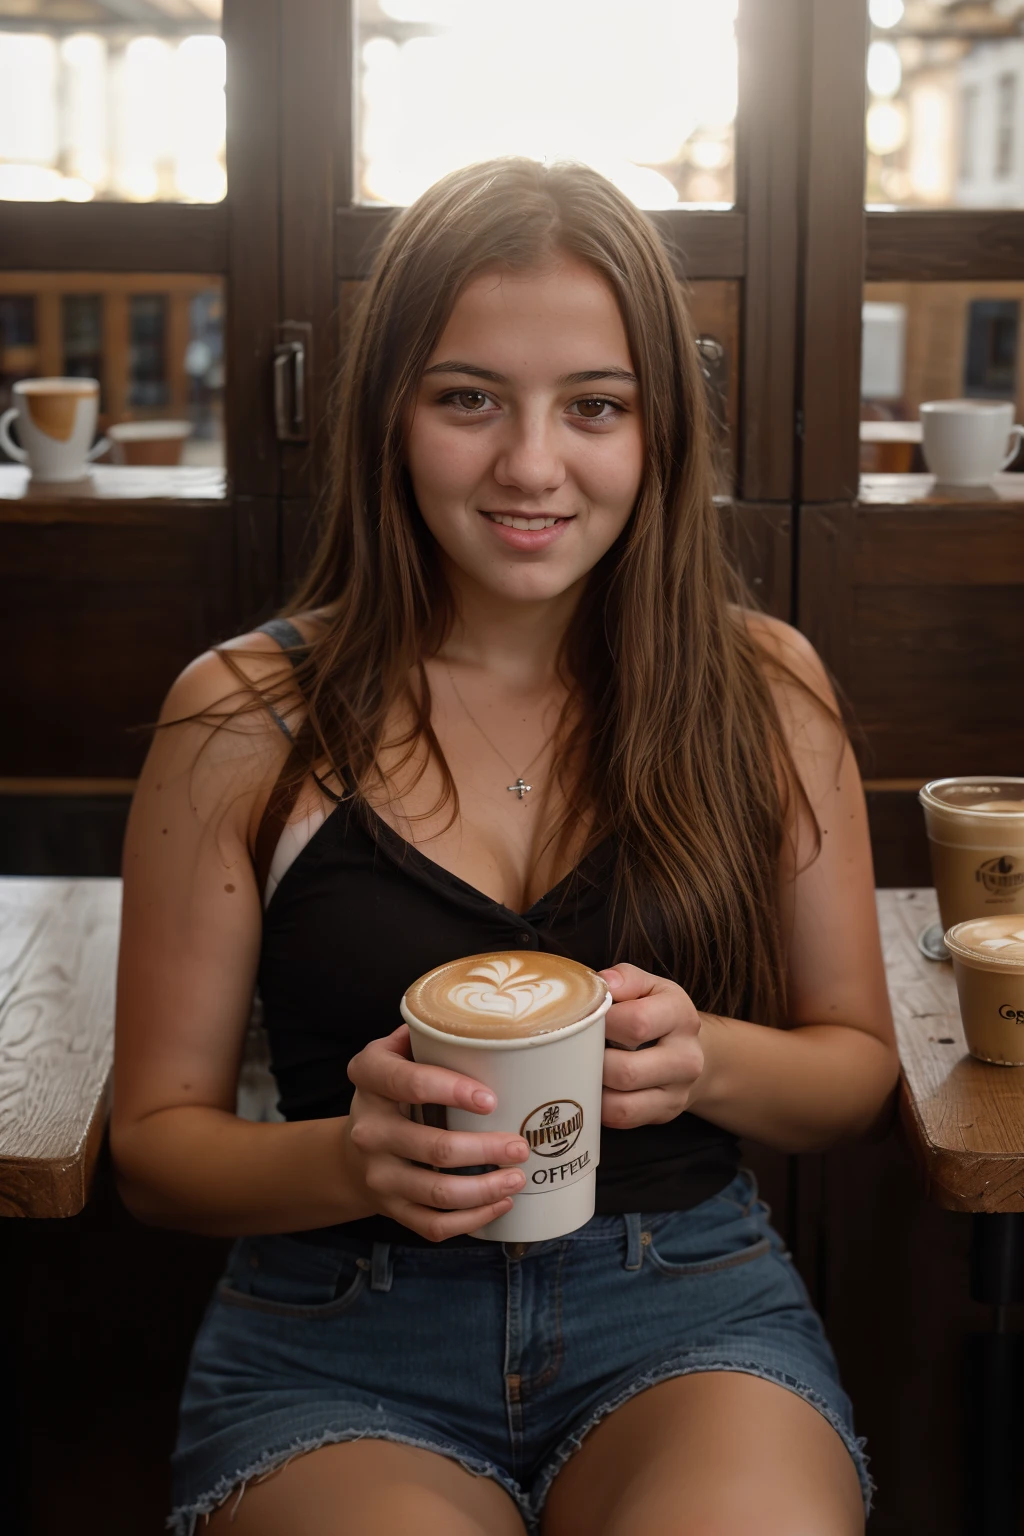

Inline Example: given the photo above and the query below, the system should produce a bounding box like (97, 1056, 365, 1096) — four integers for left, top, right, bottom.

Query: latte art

(405, 951, 607, 1039)
(448, 957, 569, 1021)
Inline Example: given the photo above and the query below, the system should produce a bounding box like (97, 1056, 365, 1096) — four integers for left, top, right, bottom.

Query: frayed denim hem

(166, 1425, 529, 1535)
(530, 1355, 875, 1525)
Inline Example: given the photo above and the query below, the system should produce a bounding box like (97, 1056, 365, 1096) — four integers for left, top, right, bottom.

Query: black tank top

(254, 622, 740, 1245)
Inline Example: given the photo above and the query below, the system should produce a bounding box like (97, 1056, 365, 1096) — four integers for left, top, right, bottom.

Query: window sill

(859, 472, 1024, 507)
(0, 465, 227, 504)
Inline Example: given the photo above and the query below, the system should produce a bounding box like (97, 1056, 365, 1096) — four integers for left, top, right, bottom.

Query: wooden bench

(0, 878, 120, 1219)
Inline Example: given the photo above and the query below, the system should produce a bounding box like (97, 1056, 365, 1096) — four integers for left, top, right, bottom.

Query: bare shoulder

(160, 611, 322, 732)
(137, 616, 321, 848)
(739, 610, 837, 711)
(734, 610, 849, 805)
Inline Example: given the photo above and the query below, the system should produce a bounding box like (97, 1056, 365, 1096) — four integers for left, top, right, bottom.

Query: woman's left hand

(599, 963, 708, 1128)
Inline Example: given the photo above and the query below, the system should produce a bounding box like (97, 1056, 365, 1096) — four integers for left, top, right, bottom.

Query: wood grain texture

(0, 203, 228, 275)
(0, 779, 135, 796)
(866, 789, 932, 889)
(281, 0, 341, 502)
(0, 501, 237, 776)
(0, 879, 120, 1218)
(800, 0, 869, 504)
(867, 211, 1024, 283)
(736, 0, 799, 502)
(224, 0, 282, 498)
(879, 888, 1024, 1214)
(799, 501, 1024, 777)
(721, 501, 792, 621)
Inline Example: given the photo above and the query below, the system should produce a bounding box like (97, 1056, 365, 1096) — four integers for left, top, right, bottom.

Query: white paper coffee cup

(402, 962, 611, 1243)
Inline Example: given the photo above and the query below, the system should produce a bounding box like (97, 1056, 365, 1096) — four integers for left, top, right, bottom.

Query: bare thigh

(204, 1440, 528, 1536)
(542, 1372, 865, 1536)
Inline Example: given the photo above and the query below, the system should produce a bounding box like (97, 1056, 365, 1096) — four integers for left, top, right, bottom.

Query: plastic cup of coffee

(919, 777, 1024, 933)
(944, 917, 1024, 1066)
(401, 951, 611, 1243)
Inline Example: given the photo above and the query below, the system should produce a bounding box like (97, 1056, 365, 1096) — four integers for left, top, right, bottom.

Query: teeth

(486, 513, 563, 530)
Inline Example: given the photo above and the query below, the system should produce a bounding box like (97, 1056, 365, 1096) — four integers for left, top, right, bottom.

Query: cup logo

(976, 855, 1024, 896)
(448, 956, 568, 1020)
(998, 1004, 1024, 1025)
(519, 1100, 583, 1158)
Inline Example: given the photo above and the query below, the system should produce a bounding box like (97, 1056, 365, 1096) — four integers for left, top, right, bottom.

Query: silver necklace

(445, 665, 557, 801)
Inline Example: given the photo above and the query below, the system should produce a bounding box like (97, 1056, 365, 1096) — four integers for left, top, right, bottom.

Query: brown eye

(456, 390, 488, 411)
(575, 398, 612, 419)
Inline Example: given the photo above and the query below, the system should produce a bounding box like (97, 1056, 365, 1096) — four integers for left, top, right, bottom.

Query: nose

(492, 410, 566, 497)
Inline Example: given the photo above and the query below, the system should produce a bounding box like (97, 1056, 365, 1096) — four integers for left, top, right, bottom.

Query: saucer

(917, 921, 949, 963)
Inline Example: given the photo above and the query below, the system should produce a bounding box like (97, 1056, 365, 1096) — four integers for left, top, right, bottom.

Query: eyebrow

(421, 360, 639, 387)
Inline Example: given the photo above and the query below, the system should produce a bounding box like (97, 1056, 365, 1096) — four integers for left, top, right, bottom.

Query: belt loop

(370, 1242, 394, 1292)
(623, 1213, 643, 1271)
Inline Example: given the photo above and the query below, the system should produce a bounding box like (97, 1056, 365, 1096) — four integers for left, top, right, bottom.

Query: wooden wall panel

(2, 505, 236, 778)
(0, 204, 227, 275)
(722, 501, 793, 622)
(799, 502, 1024, 780)
(282, 496, 318, 602)
(865, 789, 932, 890)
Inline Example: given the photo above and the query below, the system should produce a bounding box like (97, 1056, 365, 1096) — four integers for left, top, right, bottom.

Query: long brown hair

(223, 158, 810, 1027)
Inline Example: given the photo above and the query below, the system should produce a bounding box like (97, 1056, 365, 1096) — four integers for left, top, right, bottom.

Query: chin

(478, 567, 580, 604)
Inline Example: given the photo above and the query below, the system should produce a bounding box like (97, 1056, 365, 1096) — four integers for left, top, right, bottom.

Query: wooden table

(0, 878, 120, 1219)
(879, 888, 1024, 1536)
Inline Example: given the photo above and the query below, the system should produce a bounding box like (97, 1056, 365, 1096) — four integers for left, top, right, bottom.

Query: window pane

(860, 280, 1024, 472)
(354, 0, 737, 210)
(0, 272, 224, 467)
(866, 0, 1024, 208)
(0, 1, 225, 203)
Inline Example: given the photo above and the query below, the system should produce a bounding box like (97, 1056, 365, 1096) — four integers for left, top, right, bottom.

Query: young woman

(112, 158, 897, 1536)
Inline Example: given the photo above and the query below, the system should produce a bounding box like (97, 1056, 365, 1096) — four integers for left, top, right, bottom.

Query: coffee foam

(404, 951, 607, 1040)
(962, 801, 1024, 814)
(946, 916, 1024, 966)
(20, 380, 97, 395)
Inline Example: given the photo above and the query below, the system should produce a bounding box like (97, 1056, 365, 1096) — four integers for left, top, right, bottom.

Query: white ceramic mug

(0, 378, 110, 482)
(919, 399, 1024, 487)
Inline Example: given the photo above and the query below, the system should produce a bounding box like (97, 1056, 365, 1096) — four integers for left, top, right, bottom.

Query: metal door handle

(274, 323, 313, 442)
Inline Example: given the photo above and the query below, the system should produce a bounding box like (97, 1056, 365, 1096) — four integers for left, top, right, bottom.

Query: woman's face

(405, 253, 644, 607)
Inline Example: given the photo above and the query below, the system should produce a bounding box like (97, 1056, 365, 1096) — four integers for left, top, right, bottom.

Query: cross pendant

(507, 777, 532, 800)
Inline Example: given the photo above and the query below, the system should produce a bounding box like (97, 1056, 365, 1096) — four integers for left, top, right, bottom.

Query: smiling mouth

(482, 511, 574, 531)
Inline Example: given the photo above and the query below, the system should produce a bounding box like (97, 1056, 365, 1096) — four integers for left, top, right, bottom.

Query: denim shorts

(168, 1168, 872, 1533)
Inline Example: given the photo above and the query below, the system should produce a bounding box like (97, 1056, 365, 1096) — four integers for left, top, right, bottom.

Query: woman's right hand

(343, 1025, 530, 1241)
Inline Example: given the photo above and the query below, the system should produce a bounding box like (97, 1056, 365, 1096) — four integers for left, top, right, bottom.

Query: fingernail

(472, 1089, 495, 1110)
(602, 968, 623, 989)
(504, 1173, 525, 1193)
(506, 1140, 529, 1162)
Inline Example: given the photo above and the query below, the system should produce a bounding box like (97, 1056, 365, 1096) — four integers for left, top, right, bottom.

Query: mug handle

(0, 408, 27, 463)
(86, 435, 112, 462)
(999, 424, 1024, 471)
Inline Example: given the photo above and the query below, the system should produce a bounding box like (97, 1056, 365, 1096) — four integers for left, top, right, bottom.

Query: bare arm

(601, 618, 899, 1155)
(111, 639, 529, 1238)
